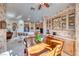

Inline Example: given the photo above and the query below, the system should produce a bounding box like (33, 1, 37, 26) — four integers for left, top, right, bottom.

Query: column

(33, 22, 35, 32)
(29, 22, 31, 32)
(66, 14, 69, 30)
(50, 18, 53, 34)
(43, 17, 47, 35)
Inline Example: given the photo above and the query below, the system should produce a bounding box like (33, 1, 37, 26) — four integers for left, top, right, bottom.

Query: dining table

(27, 42, 52, 56)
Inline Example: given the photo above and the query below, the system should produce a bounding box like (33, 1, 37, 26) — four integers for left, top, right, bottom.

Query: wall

(0, 29, 7, 53)
(75, 4, 79, 55)
(0, 4, 7, 53)
(6, 19, 18, 31)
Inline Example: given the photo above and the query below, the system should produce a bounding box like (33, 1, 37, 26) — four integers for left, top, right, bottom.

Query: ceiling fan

(30, 3, 50, 10)
(38, 3, 50, 10)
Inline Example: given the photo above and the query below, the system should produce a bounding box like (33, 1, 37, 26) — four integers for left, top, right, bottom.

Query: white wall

(6, 19, 18, 32)
(0, 29, 7, 53)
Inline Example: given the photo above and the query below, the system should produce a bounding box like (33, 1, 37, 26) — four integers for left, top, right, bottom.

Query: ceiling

(6, 3, 70, 22)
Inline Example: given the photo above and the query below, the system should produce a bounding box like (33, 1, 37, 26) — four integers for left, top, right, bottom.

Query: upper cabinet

(53, 18, 60, 30)
(61, 16, 66, 30)
(46, 18, 52, 30)
(68, 13, 75, 29)
(50, 4, 75, 30)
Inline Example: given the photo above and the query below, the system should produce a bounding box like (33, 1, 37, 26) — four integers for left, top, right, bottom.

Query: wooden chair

(6, 32, 13, 41)
(40, 47, 56, 56)
(49, 39, 64, 56)
(54, 45, 63, 56)
(40, 38, 64, 56)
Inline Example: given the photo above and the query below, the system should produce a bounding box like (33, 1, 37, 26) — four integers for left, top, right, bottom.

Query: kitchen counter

(52, 35, 75, 56)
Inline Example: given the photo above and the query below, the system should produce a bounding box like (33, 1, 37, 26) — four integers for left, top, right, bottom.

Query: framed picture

(0, 20, 6, 29)
(12, 23, 17, 31)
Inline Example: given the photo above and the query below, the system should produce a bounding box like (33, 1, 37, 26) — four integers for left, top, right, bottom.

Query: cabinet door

(63, 39, 75, 56)
(62, 16, 66, 29)
(68, 14, 75, 29)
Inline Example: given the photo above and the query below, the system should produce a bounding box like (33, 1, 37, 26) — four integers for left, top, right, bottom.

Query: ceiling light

(6, 13, 15, 18)
(16, 15, 22, 19)
(19, 20, 24, 24)
(27, 18, 30, 20)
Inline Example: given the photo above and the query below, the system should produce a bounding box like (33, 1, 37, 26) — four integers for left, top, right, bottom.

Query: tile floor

(7, 39, 25, 56)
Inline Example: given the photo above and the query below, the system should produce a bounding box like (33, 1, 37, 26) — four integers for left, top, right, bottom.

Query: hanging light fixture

(38, 3, 49, 10)
(30, 3, 50, 10)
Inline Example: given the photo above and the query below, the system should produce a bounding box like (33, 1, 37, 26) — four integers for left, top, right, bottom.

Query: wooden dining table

(27, 42, 52, 56)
